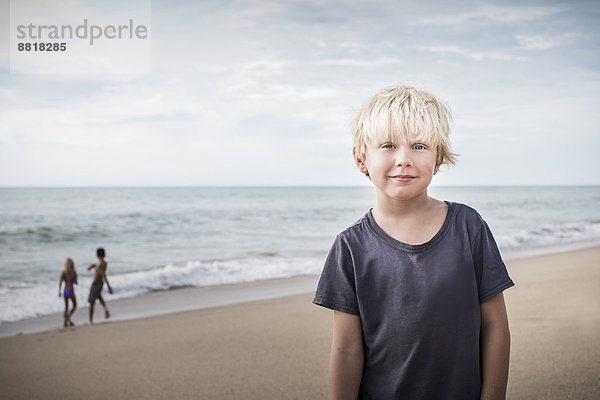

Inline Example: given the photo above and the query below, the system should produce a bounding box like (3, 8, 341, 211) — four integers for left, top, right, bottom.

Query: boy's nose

(395, 149, 413, 167)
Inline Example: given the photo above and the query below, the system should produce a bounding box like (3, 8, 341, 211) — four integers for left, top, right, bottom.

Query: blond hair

(352, 85, 458, 169)
(62, 258, 77, 280)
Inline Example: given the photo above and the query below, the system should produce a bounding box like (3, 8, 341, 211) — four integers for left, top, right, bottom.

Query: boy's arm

(329, 310, 364, 400)
(100, 267, 113, 294)
(480, 292, 510, 400)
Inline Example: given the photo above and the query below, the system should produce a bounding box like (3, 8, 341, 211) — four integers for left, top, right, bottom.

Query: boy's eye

(412, 144, 427, 150)
(381, 143, 396, 149)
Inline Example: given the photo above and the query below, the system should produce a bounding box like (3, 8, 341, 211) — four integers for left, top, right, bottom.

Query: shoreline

(0, 274, 320, 338)
(1, 242, 599, 338)
(0, 246, 598, 399)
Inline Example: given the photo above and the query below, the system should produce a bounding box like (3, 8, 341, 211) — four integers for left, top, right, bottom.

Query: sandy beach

(1, 247, 598, 400)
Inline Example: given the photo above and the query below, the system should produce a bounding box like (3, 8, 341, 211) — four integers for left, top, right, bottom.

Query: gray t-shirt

(313, 202, 514, 399)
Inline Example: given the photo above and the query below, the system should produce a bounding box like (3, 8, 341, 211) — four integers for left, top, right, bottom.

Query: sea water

(1, 186, 599, 322)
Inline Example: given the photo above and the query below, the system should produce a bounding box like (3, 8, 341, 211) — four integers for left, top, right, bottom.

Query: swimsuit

(63, 276, 75, 298)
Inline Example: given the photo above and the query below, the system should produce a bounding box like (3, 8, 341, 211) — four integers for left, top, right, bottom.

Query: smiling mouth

(389, 175, 416, 182)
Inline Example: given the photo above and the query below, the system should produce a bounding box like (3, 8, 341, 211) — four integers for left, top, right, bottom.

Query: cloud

(221, 0, 290, 29)
(515, 33, 581, 50)
(417, 46, 527, 62)
(410, 3, 564, 25)
(232, 83, 339, 100)
(314, 57, 402, 67)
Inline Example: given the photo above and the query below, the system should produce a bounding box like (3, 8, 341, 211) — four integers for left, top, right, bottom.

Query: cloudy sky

(1, 0, 598, 186)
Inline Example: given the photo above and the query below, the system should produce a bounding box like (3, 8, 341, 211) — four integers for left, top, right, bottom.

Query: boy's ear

(353, 148, 369, 175)
(433, 164, 440, 175)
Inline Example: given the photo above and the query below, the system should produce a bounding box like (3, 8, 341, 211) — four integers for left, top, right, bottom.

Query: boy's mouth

(389, 175, 416, 182)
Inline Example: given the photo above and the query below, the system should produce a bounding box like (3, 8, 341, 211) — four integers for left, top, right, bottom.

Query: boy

(313, 86, 514, 400)
(87, 247, 113, 324)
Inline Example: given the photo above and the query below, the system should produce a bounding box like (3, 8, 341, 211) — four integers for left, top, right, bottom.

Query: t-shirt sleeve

(471, 219, 515, 304)
(312, 235, 360, 315)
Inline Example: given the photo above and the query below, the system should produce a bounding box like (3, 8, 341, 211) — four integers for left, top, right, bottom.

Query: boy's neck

(371, 190, 448, 245)
(373, 190, 435, 219)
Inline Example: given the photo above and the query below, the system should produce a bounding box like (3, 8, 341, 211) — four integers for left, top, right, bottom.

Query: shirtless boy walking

(87, 247, 113, 324)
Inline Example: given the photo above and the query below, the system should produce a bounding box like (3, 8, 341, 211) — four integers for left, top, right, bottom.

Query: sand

(1, 247, 599, 399)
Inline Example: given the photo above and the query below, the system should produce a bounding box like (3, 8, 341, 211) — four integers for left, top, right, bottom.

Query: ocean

(1, 186, 599, 323)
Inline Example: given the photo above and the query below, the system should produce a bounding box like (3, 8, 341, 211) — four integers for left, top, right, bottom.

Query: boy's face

(355, 137, 438, 202)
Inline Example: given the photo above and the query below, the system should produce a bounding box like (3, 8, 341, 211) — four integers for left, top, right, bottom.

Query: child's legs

(68, 295, 77, 317)
(98, 295, 110, 318)
(98, 295, 107, 309)
(63, 296, 69, 317)
(88, 284, 101, 323)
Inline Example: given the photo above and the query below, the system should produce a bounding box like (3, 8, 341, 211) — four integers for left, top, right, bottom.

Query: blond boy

(313, 86, 513, 399)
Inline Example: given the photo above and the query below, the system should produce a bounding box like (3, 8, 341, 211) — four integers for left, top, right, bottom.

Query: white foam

(0, 255, 324, 322)
(496, 220, 600, 249)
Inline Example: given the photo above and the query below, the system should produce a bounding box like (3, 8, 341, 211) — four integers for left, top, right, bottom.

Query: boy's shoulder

(448, 201, 493, 242)
(449, 201, 483, 219)
(449, 201, 487, 224)
(337, 211, 371, 238)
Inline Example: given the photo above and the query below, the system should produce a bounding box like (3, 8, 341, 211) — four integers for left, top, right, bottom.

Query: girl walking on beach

(59, 257, 78, 327)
